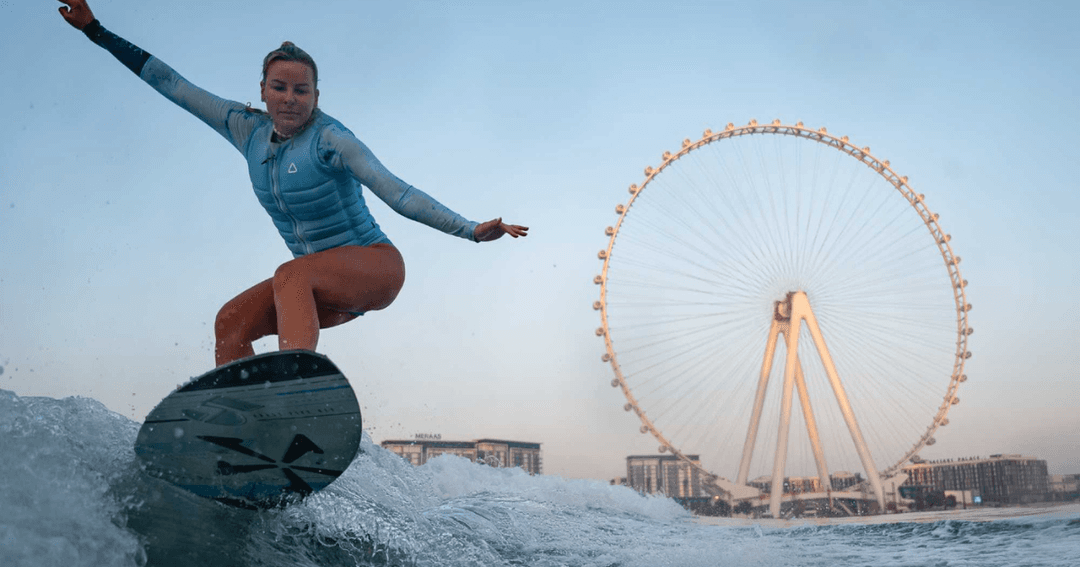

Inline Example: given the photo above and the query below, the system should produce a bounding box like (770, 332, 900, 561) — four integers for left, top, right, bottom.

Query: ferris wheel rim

(594, 119, 971, 485)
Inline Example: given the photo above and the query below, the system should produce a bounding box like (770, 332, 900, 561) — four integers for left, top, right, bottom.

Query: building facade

(747, 471, 864, 495)
(626, 454, 705, 498)
(475, 439, 542, 473)
(1048, 474, 1080, 501)
(902, 454, 1048, 504)
(381, 437, 542, 475)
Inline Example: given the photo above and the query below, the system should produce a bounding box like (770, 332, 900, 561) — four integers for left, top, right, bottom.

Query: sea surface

(2, 389, 1078, 567)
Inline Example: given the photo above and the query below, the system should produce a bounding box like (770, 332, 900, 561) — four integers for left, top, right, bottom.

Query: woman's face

(260, 60, 319, 138)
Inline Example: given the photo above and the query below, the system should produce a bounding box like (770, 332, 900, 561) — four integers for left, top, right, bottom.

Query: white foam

(0, 390, 145, 567)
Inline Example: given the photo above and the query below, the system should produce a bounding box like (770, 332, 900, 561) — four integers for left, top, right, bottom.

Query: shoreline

(694, 501, 1080, 527)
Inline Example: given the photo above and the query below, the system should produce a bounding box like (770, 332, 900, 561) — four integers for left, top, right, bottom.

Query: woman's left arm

(320, 128, 527, 242)
(59, 1, 257, 152)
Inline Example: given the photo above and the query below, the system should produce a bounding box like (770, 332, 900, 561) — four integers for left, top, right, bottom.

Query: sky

(1, 0, 1078, 481)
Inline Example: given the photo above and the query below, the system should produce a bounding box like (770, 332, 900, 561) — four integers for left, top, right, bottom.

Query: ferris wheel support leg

(794, 357, 832, 492)
(792, 292, 886, 510)
(737, 316, 783, 486)
(769, 319, 802, 519)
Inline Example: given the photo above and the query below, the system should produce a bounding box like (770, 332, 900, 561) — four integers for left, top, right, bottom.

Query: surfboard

(134, 350, 362, 508)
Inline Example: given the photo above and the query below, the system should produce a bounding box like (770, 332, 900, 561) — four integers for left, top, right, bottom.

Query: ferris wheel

(594, 120, 971, 516)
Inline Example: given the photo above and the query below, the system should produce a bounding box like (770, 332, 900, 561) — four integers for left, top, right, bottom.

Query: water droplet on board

(174, 427, 185, 439)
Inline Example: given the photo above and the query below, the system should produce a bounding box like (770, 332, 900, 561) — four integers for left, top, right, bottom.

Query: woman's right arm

(58, 0, 258, 152)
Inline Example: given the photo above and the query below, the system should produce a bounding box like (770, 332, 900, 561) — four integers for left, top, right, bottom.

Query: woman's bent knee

(215, 281, 277, 344)
(214, 303, 235, 338)
(272, 260, 308, 293)
(214, 304, 248, 345)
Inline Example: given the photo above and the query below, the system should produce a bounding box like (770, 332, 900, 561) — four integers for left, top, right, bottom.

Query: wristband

(82, 19, 152, 76)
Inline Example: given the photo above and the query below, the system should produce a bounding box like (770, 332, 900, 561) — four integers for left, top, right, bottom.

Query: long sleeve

(82, 19, 260, 153)
(317, 126, 479, 242)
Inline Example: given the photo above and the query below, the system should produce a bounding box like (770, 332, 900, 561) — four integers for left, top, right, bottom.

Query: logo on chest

(288, 163, 298, 174)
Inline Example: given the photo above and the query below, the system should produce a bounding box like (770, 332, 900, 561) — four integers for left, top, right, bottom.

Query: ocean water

(1, 389, 1077, 567)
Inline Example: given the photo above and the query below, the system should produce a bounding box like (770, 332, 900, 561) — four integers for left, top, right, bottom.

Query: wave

(1, 389, 1076, 567)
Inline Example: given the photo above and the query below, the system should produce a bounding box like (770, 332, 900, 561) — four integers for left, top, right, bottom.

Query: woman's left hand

(58, 0, 95, 30)
(474, 218, 528, 242)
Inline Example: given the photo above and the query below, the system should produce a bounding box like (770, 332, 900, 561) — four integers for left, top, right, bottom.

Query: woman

(58, 0, 528, 366)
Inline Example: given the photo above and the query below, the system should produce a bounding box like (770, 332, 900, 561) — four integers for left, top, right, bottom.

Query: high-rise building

(626, 454, 705, 498)
(381, 437, 542, 475)
(901, 454, 1048, 504)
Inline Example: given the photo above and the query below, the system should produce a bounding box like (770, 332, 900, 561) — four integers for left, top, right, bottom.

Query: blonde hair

(250, 42, 320, 125)
(261, 41, 318, 88)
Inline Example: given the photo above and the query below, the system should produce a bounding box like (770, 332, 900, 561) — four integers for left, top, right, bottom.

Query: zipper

(268, 142, 312, 255)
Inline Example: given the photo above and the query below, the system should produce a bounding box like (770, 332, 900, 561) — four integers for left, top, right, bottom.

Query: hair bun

(261, 42, 319, 87)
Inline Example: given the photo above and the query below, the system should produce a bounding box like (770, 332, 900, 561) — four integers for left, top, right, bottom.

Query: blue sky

(1, 0, 1078, 480)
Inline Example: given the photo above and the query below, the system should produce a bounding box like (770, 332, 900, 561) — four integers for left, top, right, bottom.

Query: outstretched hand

(474, 218, 528, 242)
(58, 0, 95, 30)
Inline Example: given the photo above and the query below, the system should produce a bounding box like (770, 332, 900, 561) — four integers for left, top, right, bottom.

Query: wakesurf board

(134, 350, 362, 508)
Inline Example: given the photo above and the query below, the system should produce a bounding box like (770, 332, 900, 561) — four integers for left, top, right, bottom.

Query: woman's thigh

(274, 243, 406, 321)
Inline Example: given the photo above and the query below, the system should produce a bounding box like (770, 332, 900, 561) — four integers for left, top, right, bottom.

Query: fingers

(58, 0, 93, 29)
(502, 223, 528, 238)
(58, 0, 77, 15)
(472, 217, 528, 242)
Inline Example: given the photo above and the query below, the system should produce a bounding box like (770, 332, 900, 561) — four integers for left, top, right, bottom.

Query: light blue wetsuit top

(85, 22, 478, 257)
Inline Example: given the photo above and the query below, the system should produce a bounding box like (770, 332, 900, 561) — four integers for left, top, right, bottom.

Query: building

(747, 471, 864, 494)
(1048, 474, 1080, 501)
(626, 455, 738, 516)
(902, 454, 1048, 504)
(383, 439, 476, 466)
(475, 439, 543, 473)
(381, 437, 542, 475)
(626, 454, 706, 498)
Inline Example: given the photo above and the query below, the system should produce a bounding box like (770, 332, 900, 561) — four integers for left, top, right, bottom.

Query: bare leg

(214, 277, 276, 366)
(214, 243, 405, 366)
